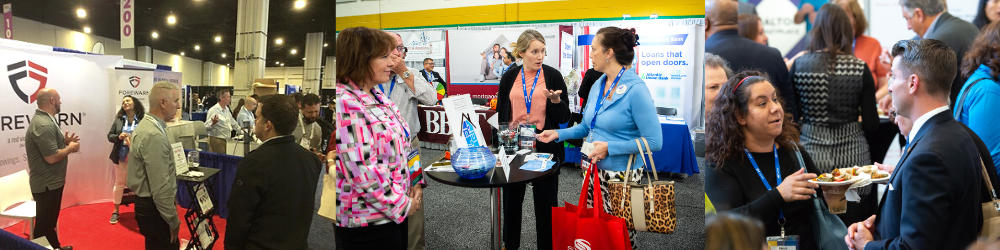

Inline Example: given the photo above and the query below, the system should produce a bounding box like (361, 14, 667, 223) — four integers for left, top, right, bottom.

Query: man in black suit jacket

(225, 94, 321, 250)
(706, 0, 798, 119)
(846, 39, 982, 250)
(420, 58, 446, 101)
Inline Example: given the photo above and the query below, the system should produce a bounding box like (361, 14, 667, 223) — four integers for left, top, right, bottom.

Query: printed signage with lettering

(120, 0, 134, 48)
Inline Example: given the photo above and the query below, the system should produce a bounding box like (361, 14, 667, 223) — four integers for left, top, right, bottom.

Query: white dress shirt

(205, 103, 241, 139)
(907, 105, 949, 142)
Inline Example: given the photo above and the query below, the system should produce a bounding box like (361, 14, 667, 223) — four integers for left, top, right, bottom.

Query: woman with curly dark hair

(705, 70, 824, 250)
(106, 95, 145, 224)
(955, 21, 1000, 175)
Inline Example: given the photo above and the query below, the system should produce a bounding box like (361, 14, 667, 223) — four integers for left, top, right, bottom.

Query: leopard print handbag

(608, 138, 676, 234)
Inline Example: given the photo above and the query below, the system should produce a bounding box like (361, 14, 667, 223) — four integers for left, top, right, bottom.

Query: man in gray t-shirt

(24, 88, 80, 250)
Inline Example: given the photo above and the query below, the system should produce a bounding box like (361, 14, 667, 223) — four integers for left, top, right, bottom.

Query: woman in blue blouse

(106, 95, 145, 224)
(538, 27, 662, 250)
(955, 21, 1000, 174)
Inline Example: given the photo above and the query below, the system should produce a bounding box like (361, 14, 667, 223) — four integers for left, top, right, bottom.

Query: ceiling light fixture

(275, 61, 280, 65)
(180, 52, 186, 56)
(151, 31, 159, 39)
(194, 45, 201, 51)
(281, 63, 285, 66)
(214, 36, 222, 43)
(302, 57, 306, 60)
(324, 43, 328, 47)
(76, 8, 87, 18)
(290, 49, 297, 55)
(83, 27, 91, 33)
(167, 15, 177, 25)
(294, 0, 306, 9)
(275, 38, 283, 45)
(221, 53, 226, 58)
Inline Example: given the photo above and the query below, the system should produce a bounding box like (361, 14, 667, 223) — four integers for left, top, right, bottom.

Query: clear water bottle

(518, 124, 536, 154)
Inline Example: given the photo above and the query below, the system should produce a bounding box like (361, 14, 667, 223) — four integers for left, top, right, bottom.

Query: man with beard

(293, 94, 324, 156)
(25, 88, 80, 250)
(226, 94, 321, 249)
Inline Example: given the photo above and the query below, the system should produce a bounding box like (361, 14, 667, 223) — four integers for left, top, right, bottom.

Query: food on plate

(813, 168, 854, 182)
(871, 171, 889, 179)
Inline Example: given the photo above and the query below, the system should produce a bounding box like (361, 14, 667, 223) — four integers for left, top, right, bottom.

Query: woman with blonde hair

(495, 29, 570, 250)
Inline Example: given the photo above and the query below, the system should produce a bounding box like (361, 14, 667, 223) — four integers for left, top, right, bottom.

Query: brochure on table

(171, 143, 189, 176)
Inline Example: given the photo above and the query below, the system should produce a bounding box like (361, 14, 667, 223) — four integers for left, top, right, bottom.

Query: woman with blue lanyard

(704, 70, 823, 250)
(537, 27, 661, 249)
(106, 95, 145, 225)
(495, 29, 570, 250)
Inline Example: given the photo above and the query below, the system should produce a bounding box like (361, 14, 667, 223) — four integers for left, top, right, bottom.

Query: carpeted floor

(3, 203, 226, 249)
(308, 149, 707, 250)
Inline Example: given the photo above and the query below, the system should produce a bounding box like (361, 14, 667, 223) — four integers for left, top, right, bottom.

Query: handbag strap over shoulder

(981, 156, 1000, 210)
(789, 142, 818, 198)
(956, 78, 991, 117)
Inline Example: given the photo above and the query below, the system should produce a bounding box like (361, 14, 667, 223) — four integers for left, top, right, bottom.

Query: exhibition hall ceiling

(5, 0, 334, 67)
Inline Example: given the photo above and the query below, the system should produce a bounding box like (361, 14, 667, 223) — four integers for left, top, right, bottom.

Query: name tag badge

(616, 84, 628, 95)
(581, 154, 593, 170)
(766, 235, 799, 250)
(581, 142, 595, 156)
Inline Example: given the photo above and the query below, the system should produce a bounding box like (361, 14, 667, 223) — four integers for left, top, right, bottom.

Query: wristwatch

(401, 71, 411, 79)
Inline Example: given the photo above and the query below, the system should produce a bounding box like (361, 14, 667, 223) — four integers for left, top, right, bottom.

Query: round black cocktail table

(425, 153, 559, 250)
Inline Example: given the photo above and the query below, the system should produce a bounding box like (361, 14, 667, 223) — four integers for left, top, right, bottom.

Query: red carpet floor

(3, 202, 227, 250)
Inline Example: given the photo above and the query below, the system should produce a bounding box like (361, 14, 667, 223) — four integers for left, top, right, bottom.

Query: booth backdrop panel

(416, 105, 495, 145)
(0, 44, 122, 228)
(177, 150, 241, 219)
(446, 27, 560, 100)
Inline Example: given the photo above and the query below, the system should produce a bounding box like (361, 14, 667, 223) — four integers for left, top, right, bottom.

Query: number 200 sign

(120, 0, 134, 48)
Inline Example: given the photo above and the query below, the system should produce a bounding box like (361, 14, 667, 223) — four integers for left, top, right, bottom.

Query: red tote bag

(552, 163, 631, 250)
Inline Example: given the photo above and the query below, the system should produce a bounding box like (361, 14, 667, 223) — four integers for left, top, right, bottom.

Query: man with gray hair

(128, 82, 182, 249)
(880, 0, 978, 109)
(704, 53, 733, 117)
(25, 88, 80, 250)
(384, 30, 436, 250)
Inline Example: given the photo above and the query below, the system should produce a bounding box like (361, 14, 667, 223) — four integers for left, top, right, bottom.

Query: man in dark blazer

(846, 39, 982, 250)
(891, 0, 978, 108)
(225, 94, 321, 250)
(420, 58, 446, 101)
(706, 0, 798, 119)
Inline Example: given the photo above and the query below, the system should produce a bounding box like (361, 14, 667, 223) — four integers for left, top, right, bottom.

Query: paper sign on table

(442, 95, 488, 149)
(171, 143, 189, 176)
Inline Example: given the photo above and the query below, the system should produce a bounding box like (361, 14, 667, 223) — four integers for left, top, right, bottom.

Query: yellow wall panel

(336, 0, 704, 31)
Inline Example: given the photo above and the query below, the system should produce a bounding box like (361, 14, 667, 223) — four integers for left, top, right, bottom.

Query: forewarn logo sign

(7, 60, 47, 104)
(128, 76, 140, 88)
(2, 59, 86, 132)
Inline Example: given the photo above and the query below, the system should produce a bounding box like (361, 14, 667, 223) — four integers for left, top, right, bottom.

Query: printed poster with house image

(474, 35, 512, 83)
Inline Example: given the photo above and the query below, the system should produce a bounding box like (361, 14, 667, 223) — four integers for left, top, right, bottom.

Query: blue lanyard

(589, 67, 628, 129)
(379, 75, 397, 96)
(425, 71, 434, 82)
(744, 145, 784, 219)
(521, 67, 542, 116)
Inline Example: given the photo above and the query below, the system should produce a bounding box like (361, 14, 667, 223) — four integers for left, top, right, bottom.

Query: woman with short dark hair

(332, 26, 417, 249)
(973, 0, 1000, 29)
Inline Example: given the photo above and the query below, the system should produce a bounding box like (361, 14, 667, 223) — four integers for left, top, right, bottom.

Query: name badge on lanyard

(580, 67, 627, 168)
(746, 146, 799, 250)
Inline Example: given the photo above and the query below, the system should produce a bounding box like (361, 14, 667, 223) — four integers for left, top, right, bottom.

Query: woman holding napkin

(537, 27, 661, 250)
